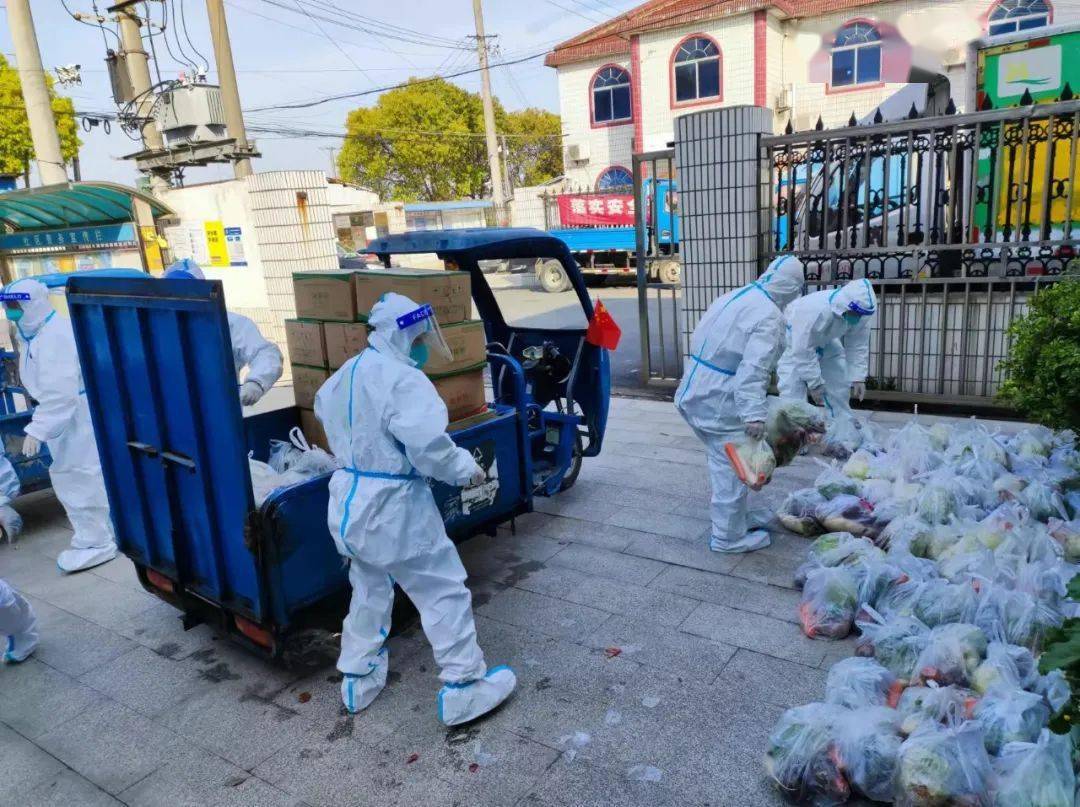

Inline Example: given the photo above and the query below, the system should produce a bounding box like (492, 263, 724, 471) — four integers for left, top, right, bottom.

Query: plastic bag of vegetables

(896, 684, 977, 736)
(724, 438, 777, 490)
(878, 516, 933, 556)
(799, 566, 859, 640)
(911, 580, 979, 628)
(1019, 481, 1069, 523)
(912, 623, 987, 687)
(993, 473, 1027, 503)
(833, 706, 903, 802)
(1010, 426, 1056, 461)
(842, 449, 875, 481)
(825, 657, 900, 710)
(1047, 518, 1080, 563)
(794, 532, 878, 588)
(815, 465, 862, 499)
(914, 481, 960, 525)
(766, 398, 828, 467)
(973, 584, 1062, 652)
(970, 641, 1038, 695)
(765, 702, 850, 805)
(1033, 669, 1071, 713)
(894, 721, 993, 807)
(992, 730, 1076, 807)
(815, 495, 878, 538)
(971, 687, 1050, 755)
(778, 489, 827, 537)
(855, 612, 931, 681)
(855, 561, 911, 617)
(821, 416, 863, 460)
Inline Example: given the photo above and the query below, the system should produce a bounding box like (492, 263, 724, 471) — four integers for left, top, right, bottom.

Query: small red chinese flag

(586, 299, 622, 350)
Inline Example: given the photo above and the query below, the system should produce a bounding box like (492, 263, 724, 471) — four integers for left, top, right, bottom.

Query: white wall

(557, 58, 636, 189)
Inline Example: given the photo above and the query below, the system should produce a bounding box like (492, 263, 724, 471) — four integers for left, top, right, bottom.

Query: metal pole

(113, 3, 170, 192)
(6, 0, 68, 185)
(206, 0, 253, 178)
(472, 0, 507, 226)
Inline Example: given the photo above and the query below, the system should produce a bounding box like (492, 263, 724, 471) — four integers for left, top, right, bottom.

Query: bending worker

(675, 255, 806, 554)
(0, 578, 37, 663)
(164, 260, 283, 406)
(776, 279, 877, 423)
(2, 279, 117, 573)
(314, 292, 516, 725)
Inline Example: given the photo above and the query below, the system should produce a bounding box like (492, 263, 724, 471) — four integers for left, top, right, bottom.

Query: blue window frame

(831, 22, 882, 88)
(596, 166, 633, 191)
(989, 0, 1051, 36)
(592, 66, 632, 124)
(673, 37, 721, 103)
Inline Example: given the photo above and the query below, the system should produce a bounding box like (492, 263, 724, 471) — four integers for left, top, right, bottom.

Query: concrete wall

(557, 58, 636, 190)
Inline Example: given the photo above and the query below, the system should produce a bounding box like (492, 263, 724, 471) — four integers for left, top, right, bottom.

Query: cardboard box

(299, 408, 330, 452)
(448, 406, 498, 432)
(424, 320, 486, 377)
(284, 319, 327, 368)
(353, 269, 471, 324)
(293, 272, 359, 322)
(324, 321, 370, 370)
(430, 364, 487, 422)
(291, 364, 330, 410)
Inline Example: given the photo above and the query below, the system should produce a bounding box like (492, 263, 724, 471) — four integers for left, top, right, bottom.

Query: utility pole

(111, 2, 170, 192)
(7, 0, 68, 185)
(471, 0, 507, 226)
(206, 0, 253, 178)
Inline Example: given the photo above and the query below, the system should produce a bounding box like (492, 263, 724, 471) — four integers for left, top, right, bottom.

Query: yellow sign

(140, 225, 164, 274)
(204, 220, 229, 268)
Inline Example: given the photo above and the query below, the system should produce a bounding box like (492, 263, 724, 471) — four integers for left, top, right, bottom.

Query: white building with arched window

(547, 0, 1078, 190)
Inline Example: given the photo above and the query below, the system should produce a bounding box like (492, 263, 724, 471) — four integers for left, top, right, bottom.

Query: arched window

(989, 0, 1052, 35)
(673, 36, 721, 104)
(596, 166, 633, 191)
(831, 22, 882, 88)
(591, 66, 632, 125)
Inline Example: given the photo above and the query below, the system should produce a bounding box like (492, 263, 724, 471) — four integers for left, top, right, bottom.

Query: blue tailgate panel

(67, 277, 264, 620)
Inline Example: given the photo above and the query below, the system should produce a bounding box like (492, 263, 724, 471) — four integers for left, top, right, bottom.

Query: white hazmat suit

(0, 578, 37, 663)
(776, 280, 877, 422)
(675, 256, 806, 553)
(163, 261, 283, 405)
(314, 292, 516, 725)
(3, 278, 117, 573)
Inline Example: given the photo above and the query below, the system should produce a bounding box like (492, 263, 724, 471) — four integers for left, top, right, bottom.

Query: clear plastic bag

(878, 516, 932, 556)
(778, 489, 827, 537)
(1033, 669, 1071, 713)
(856, 561, 911, 616)
(992, 730, 1076, 807)
(766, 399, 828, 467)
(914, 482, 959, 526)
(815, 495, 877, 538)
(971, 687, 1050, 755)
(834, 706, 903, 802)
(973, 584, 1062, 652)
(724, 438, 777, 490)
(912, 622, 987, 687)
(815, 465, 862, 499)
(825, 657, 900, 710)
(994, 473, 1027, 503)
(855, 613, 931, 681)
(795, 532, 883, 588)
(1020, 481, 1069, 523)
(970, 641, 1039, 695)
(822, 416, 864, 460)
(910, 580, 979, 628)
(269, 427, 341, 476)
(896, 684, 977, 736)
(894, 721, 993, 807)
(765, 702, 850, 805)
(799, 566, 859, 640)
(249, 458, 309, 506)
(1048, 518, 1080, 563)
(842, 449, 875, 481)
(1010, 426, 1056, 461)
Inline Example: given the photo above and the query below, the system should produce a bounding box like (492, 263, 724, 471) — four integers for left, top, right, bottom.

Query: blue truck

(538, 179, 681, 292)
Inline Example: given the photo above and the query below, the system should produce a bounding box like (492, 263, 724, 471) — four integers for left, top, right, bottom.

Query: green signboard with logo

(976, 29, 1080, 108)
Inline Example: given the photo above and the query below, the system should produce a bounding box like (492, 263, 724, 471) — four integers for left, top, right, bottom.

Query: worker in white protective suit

(164, 260, 284, 406)
(2, 279, 117, 573)
(314, 292, 516, 724)
(675, 255, 806, 554)
(0, 578, 38, 663)
(776, 279, 877, 423)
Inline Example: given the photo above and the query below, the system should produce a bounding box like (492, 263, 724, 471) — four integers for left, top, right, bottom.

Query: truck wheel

(559, 434, 583, 492)
(538, 259, 571, 293)
(657, 260, 681, 285)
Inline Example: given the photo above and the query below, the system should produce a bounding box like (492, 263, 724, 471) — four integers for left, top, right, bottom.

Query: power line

(289, 0, 375, 84)
(57, 0, 120, 44)
(177, 0, 210, 69)
(299, 0, 470, 49)
(248, 123, 562, 140)
(165, 0, 199, 69)
(243, 50, 546, 112)
(542, 0, 606, 25)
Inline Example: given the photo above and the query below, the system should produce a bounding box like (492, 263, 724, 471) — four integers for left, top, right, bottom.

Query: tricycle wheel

(538, 259, 571, 293)
(656, 259, 681, 285)
(559, 433, 583, 491)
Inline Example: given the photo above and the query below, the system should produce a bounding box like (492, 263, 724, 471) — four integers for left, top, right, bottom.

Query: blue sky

(1, 0, 637, 185)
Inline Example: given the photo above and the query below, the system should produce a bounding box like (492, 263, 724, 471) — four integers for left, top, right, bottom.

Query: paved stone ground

(0, 396, 1024, 807)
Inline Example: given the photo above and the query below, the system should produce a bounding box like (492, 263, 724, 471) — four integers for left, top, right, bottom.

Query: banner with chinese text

(556, 194, 635, 227)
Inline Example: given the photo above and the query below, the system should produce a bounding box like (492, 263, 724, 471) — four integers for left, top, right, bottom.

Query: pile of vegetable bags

(767, 419, 1080, 805)
(725, 399, 828, 489)
(249, 427, 341, 505)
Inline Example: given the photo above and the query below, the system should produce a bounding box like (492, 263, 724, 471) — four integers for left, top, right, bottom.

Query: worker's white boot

(438, 665, 517, 726)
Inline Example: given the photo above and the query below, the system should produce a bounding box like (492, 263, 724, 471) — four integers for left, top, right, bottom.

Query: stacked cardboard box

(289, 268, 487, 446)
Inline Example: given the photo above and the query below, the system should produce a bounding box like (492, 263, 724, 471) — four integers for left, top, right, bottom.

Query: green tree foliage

(0, 55, 81, 179)
(998, 278, 1080, 430)
(337, 78, 562, 201)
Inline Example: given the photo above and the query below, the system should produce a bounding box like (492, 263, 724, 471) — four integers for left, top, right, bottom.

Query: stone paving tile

(728, 547, 803, 590)
(649, 565, 801, 622)
(19, 571, 160, 633)
(475, 586, 610, 641)
(547, 543, 668, 587)
(85, 553, 144, 591)
(532, 491, 620, 523)
(0, 657, 109, 739)
(584, 613, 737, 683)
(18, 594, 139, 678)
(712, 649, 829, 710)
(34, 699, 189, 795)
(680, 601, 829, 668)
(0, 723, 65, 795)
(112, 599, 219, 661)
(605, 506, 711, 541)
(522, 512, 641, 552)
(77, 645, 211, 718)
(511, 564, 700, 628)
(517, 755, 688, 807)
(622, 531, 743, 575)
(9, 769, 124, 807)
